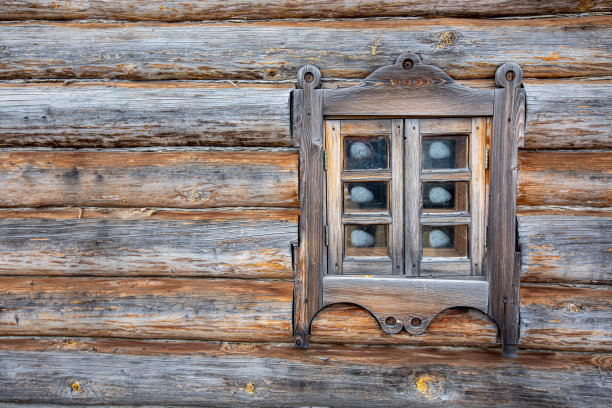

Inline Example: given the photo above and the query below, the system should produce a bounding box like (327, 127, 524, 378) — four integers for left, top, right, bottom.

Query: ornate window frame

(291, 52, 525, 357)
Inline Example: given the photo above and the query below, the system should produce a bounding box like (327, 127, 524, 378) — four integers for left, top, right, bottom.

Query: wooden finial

(495, 63, 523, 88)
(394, 52, 422, 70)
(297, 65, 321, 89)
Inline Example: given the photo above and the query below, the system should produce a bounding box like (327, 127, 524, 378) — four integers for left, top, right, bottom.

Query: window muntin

(326, 117, 486, 277)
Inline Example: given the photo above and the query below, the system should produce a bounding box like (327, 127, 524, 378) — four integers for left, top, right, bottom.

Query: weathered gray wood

(323, 53, 494, 117)
(1, 208, 606, 284)
(323, 276, 489, 335)
(518, 151, 612, 207)
(4, 0, 611, 21)
(0, 17, 610, 81)
(0, 82, 293, 147)
(405, 119, 421, 276)
(0, 151, 297, 208)
(518, 209, 612, 284)
(0, 339, 610, 407)
(0, 278, 609, 350)
(293, 65, 325, 348)
(0, 81, 608, 149)
(487, 63, 525, 357)
(0, 209, 296, 278)
(519, 284, 612, 352)
(391, 119, 404, 275)
(0, 277, 294, 341)
(523, 80, 612, 149)
(4, 150, 606, 209)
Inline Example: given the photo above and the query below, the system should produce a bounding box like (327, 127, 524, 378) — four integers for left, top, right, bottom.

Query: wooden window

(292, 53, 525, 357)
(326, 117, 486, 278)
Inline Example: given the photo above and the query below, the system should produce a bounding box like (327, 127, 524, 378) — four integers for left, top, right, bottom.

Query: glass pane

(344, 182, 388, 213)
(422, 225, 468, 258)
(344, 136, 389, 170)
(345, 224, 388, 257)
(422, 136, 468, 170)
(422, 182, 469, 213)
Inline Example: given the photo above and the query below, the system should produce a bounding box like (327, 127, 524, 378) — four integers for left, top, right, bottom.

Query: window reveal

(292, 53, 525, 357)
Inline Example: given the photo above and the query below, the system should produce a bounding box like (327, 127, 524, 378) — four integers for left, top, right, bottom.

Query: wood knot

(411, 373, 447, 400)
(430, 31, 460, 49)
(244, 382, 256, 394)
(416, 375, 434, 393)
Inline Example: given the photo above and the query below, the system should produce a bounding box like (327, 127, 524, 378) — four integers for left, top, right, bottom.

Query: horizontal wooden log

(0, 206, 608, 284)
(0, 151, 298, 208)
(518, 208, 612, 284)
(0, 80, 609, 149)
(0, 82, 293, 148)
(0, 17, 610, 81)
(0, 277, 609, 351)
(1, 149, 608, 208)
(518, 151, 612, 207)
(3, 0, 611, 21)
(0, 339, 610, 407)
(0, 277, 294, 342)
(523, 80, 612, 149)
(0, 209, 297, 278)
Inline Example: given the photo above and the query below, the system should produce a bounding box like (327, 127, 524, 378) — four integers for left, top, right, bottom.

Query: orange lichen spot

(435, 31, 458, 49)
(540, 52, 561, 62)
(244, 382, 256, 394)
(71, 381, 81, 392)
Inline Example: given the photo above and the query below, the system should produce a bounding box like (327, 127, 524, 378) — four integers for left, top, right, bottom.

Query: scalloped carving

(323, 53, 494, 117)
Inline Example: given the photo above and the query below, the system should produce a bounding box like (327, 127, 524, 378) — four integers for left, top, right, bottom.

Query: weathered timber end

(0, 2, 610, 406)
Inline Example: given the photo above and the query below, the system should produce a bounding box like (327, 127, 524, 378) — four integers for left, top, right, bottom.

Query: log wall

(0, 3, 610, 406)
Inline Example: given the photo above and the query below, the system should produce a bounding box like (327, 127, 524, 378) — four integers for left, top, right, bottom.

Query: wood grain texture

(0, 80, 608, 149)
(518, 209, 612, 284)
(4, 1, 611, 21)
(0, 277, 295, 342)
(293, 72, 325, 347)
(323, 277, 489, 335)
(0, 151, 298, 208)
(0, 17, 610, 81)
(323, 53, 494, 117)
(1, 209, 607, 284)
(0, 82, 293, 147)
(0, 209, 297, 278)
(487, 73, 524, 356)
(523, 81, 612, 149)
(0, 339, 610, 407)
(0, 276, 609, 351)
(518, 151, 612, 207)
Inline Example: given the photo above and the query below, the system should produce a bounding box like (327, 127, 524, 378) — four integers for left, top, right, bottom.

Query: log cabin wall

(0, 2, 610, 406)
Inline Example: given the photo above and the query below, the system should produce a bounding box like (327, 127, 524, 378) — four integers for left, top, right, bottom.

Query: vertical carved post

(488, 63, 525, 358)
(292, 65, 324, 348)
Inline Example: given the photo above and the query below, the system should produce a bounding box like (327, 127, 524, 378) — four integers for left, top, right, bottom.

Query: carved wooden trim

(292, 65, 325, 348)
(324, 53, 494, 117)
(292, 53, 524, 357)
(487, 63, 525, 358)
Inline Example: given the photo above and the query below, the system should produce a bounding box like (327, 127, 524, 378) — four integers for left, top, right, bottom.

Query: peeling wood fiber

(0, 80, 609, 149)
(0, 339, 610, 407)
(0, 277, 609, 352)
(0, 17, 610, 81)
